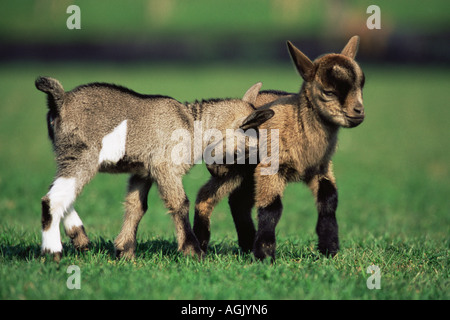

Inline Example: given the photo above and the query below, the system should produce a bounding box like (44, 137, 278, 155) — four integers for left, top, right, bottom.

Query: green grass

(0, 62, 449, 300)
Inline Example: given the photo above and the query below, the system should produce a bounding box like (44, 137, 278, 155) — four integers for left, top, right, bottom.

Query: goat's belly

(98, 157, 146, 175)
(281, 157, 323, 183)
(280, 166, 316, 183)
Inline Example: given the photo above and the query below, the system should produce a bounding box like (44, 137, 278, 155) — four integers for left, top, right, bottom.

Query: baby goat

(194, 36, 365, 260)
(35, 77, 271, 261)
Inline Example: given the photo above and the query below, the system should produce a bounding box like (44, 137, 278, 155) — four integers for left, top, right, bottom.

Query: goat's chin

(343, 116, 364, 128)
(323, 115, 364, 128)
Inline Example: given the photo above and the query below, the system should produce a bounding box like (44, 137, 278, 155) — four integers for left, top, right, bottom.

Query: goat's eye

(323, 90, 336, 97)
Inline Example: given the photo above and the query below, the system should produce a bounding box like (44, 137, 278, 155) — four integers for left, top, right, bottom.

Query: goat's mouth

(345, 115, 365, 127)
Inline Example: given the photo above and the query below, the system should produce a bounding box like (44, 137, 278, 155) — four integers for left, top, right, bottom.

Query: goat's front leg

(193, 174, 242, 252)
(156, 169, 203, 258)
(115, 174, 152, 259)
(253, 170, 286, 261)
(309, 165, 339, 257)
(63, 206, 90, 252)
(169, 195, 203, 258)
(228, 168, 256, 253)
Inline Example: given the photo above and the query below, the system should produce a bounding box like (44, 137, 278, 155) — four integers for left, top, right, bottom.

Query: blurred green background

(1, 0, 449, 63)
(0, 1, 448, 300)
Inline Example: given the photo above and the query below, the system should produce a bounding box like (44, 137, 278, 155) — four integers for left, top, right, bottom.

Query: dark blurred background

(1, 0, 449, 65)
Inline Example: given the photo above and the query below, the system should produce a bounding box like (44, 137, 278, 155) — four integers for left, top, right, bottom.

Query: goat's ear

(240, 109, 274, 130)
(287, 41, 314, 82)
(242, 82, 262, 104)
(341, 35, 360, 59)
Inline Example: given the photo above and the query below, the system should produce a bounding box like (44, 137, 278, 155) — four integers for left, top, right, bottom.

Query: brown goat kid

(35, 78, 272, 261)
(194, 36, 365, 260)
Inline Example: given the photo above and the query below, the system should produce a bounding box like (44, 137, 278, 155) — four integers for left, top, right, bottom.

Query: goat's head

(287, 36, 365, 128)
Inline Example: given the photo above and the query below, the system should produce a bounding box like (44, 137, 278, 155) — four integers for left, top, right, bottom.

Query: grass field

(0, 62, 448, 300)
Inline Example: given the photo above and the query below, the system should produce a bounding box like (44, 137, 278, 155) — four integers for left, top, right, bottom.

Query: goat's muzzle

(345, 103, 365, 128)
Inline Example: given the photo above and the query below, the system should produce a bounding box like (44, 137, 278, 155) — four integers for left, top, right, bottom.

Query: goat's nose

(353, 103, 364, 115)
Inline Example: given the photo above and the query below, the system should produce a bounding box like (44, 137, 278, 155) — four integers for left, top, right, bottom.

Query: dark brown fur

(194, 36, 365, 260)
(193, 91, 290, 253)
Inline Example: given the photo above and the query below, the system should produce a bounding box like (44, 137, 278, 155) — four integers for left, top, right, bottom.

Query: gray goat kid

(194, 36, 365, 260)
(35, 78, 272, 261)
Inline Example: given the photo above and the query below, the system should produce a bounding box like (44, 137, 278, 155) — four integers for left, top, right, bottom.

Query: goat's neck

(183, 101, 202, 122)
(297, 91, 340, 151)
(185, 100, 226, 130)
(185, 100, 220, 124)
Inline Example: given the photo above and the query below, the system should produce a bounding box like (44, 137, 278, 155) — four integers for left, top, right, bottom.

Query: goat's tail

(35, 76, 65, 113)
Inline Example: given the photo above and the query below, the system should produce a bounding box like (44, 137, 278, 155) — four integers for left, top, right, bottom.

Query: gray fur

(36, 78, 267, 260)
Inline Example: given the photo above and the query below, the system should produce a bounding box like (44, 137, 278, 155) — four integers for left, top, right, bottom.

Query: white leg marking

(42, 219, 63, 253)
(42, 177, 77, 253)
(98, 120, 127, 165)
(63, 206, 84, 232)
(47, 177, 77, 220)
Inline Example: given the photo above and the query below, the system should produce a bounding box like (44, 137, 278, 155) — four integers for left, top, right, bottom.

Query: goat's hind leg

(308, 163, 339, 257)
(41, 174, 90, 261)
(115, 174, 152, 259)
(310, 181, 339, 256)
(41, 152, 97, 261)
